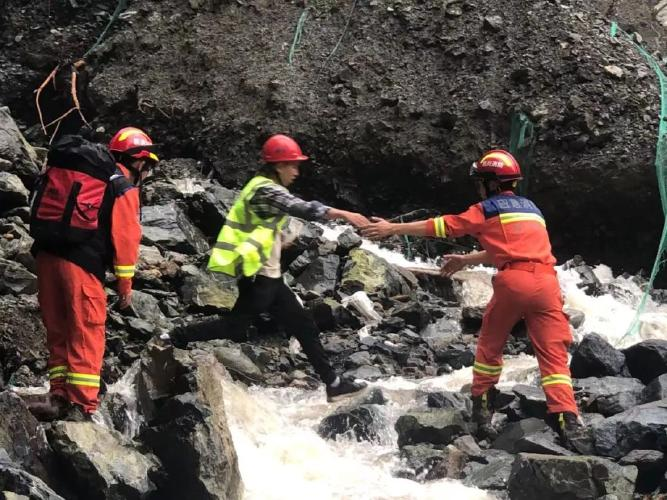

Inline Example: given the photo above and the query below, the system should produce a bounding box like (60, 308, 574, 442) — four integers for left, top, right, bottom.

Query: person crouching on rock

(28, 127, 159, 422)
(361, 149, 586, 449)
(170, 134, 369, 402)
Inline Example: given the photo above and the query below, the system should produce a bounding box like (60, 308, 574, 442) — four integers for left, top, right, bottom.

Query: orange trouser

(36, 253, 106, 413)
(471, 263, 579, 415)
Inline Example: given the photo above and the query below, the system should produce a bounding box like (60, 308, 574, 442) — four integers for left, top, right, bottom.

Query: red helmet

(109, 127, 159, 163)
(262, 134, 309, 163)
(470, 149, 522, 181)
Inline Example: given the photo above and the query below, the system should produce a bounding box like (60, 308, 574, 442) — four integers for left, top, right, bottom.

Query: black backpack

(30, 135, 125, 244)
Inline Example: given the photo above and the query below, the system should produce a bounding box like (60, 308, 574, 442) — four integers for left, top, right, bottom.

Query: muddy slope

(0, 0, 664, 274)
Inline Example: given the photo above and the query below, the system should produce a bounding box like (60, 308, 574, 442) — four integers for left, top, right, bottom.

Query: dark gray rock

(512, 385, 547, 419)
(643, 373, 667, 403)
(336, 228, 362, 254)
(0, 460, 63, 500)
(426, 391, 472, 419)
(574, 376, 645, 416)
(0, 220, 34, 272)
(295, 254, 340, 296)
(433, 344, 474, 370)
(624, 340, 667, 384)
(47, 421, 161, 499)
(462, 449, 514, 491)
(493, 418, 550, 454)
(141, 203, 209, 254)
(398, 444, 468, 481)
(343, 365, 383, 380)
(593, 399, 667, 458)
(138, 344, 243, 499)
(318, 404, 385, 442)
(213, 343, 263, 383)
(452, 435, 485, 462)
(391, 302, 430, 331)
(619, 449, 666, 494)
(186, 183, 237, 238)
(0, 259, 36, 295)
(508, 453, 638, 500)
(0, 392, 51, 481)
(570, 332, 627, 378)
(395, 409, 474, 447)
(0, 107, 40, 182)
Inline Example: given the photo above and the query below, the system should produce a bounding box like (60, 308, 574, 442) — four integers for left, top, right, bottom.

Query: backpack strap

(110, 169, 134, 197)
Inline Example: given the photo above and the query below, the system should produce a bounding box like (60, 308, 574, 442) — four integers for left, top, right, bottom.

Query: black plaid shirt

(249, 184, 330, 221)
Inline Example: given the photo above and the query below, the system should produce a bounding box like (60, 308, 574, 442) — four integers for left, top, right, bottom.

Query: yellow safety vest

(207, 176, 287, 278)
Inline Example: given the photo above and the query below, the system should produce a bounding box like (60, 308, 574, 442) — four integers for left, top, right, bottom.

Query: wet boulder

(0, 259, 36, 295)
(0, 107, 39, 182)
(0, 173, 29, 213)
(493, 418, 558, 454)
(318, 404, 385, 442)
(619, 449, 666, 494)
(336, 228, 362, 255)
(141, 203, 209, 254)
(139, 344, 242, 500)
(0, 459, 63, 500)
(179, 264, 239, 313)
(462, 449, 515, 491)
(508, 453, 638, 500)
(340, 248, 412, 296)
(395, 409, 474, 447)
(398, 444, 468, 481)
(280, 218, 323, 266)
(593, 399, 667, 458)
(426, 391, 472, 419)
(642, 373, 667, 403)
(295, 254, 340, 296)
(213, 342, 263, 383)
(0, 392, 52, 481)
(391, 302, 430, 331)
(573, 376, 645, 416)
(570, 333, 628, 378)
(624, 340, 667, 384)
(47, 421, 161, 499)
(512, 385, 547, 419)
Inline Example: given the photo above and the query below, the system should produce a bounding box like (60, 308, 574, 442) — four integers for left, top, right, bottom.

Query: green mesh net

(509, 112, 536, 197)
(611, 21, 667, 344)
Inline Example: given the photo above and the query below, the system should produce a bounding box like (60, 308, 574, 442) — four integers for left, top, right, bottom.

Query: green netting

(611, 21, 667, 344)
(509, 112, 536, 196)
(288, 9, 310, 65)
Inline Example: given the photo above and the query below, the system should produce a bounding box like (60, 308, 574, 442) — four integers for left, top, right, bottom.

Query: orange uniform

(426, 191, 577, 415)
(36, 164, 141, 412)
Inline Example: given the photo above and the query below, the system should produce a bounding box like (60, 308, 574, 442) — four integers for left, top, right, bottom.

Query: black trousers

(179, 275, 337, 384)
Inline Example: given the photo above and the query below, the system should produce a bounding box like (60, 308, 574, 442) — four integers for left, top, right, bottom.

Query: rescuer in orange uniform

(362, 150, 584, 446)
(31, 127, 158, 421)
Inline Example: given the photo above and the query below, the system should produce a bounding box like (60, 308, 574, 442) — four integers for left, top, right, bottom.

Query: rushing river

(217, 226, 667, 500)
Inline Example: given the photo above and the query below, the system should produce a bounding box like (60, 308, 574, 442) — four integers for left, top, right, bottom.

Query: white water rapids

(218, 225, 667, 499)
(96, 223, 667, 499)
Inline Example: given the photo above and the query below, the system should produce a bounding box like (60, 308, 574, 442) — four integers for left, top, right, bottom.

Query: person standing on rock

(29, 127, 159, 421)
(361, 149, 585, 447)
(170, 134, 369, 402)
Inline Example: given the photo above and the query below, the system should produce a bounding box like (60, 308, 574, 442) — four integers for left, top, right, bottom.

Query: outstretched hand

(344, 211, 371, 228)
(360, 217, 394, 240)
(440, 254, 467, 277)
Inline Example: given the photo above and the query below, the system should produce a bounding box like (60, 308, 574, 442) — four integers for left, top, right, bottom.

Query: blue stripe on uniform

(481, 194, 544, 220)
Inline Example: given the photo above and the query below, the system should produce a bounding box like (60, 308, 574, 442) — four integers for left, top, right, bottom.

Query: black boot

(471, 388, 498, 441)
(546, 412, 589, 452)
(326, 377, 368, 402)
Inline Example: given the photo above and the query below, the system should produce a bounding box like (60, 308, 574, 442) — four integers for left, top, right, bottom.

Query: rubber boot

(25, 394, 70, 422)
(546, 411, 590, 453)
(471, 388, 498, 441)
